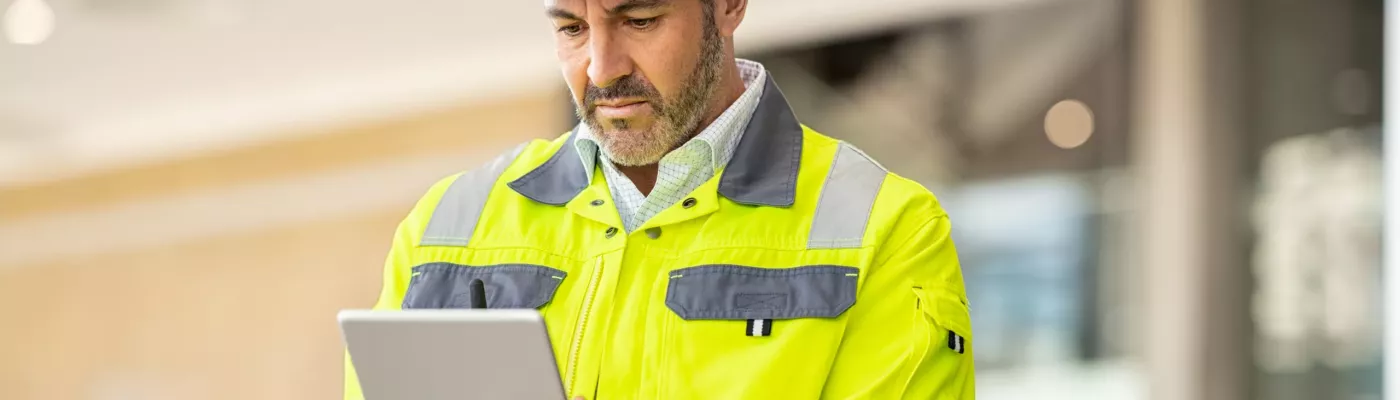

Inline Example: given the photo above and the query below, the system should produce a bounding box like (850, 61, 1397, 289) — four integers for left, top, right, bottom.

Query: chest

(400, 209, 878, 399)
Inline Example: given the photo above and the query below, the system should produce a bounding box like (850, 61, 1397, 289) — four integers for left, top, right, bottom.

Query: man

(344, 0, 974, 398)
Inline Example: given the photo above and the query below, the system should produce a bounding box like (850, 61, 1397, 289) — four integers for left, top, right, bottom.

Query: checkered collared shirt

(575, 59, 768, 232)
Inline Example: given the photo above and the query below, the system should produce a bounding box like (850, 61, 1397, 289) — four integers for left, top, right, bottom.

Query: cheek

(631, 41, 691, 100)
(557, 46, 589, 101)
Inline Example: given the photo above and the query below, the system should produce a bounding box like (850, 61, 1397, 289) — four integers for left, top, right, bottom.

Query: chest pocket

(657, 265, 859, 399)
(665, 265, 859, 320)
(402, 263, 567, 309)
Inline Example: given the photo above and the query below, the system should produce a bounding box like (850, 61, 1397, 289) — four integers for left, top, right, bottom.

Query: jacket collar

(508, 77, 802, 207)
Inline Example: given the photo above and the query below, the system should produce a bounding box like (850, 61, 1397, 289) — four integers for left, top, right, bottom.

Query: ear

(713, 0, 747, 37)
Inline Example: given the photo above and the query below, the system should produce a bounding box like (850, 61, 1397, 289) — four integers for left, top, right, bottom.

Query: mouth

(593, 99, 652, 119)
(594, 98, 647, 108)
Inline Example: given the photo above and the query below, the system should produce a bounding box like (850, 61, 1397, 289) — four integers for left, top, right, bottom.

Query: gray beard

(582, 20, 726, 167)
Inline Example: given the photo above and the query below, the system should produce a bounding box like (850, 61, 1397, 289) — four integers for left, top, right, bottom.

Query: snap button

(645, 227, 662, 239)
(605, 227, 619, 238)
(590, 199, 605, 206)
(682, 197, 697, 208)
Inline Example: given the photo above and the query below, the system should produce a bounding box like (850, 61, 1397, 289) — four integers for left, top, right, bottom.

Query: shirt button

(605, 227, 619, 238)
(645, 227, 662, 239)
(590, 199, 605, 206)
(682, 198, 698, 208)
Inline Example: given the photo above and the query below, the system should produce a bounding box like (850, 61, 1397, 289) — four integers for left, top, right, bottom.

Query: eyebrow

(608, 0, 669, 15)
(547, 7, 581, 20)
(547, 0, 669, 20)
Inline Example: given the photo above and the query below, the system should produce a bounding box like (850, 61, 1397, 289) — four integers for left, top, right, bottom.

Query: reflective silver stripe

(808, 143, 887, 249)
(421, 143, 528, 247)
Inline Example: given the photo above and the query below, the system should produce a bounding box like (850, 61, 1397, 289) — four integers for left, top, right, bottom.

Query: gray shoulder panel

(420, 142, 529, 247)
(807, 143, 888, 249)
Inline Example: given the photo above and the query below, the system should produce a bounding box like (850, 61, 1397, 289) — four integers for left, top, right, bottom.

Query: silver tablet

(339, 309, 565, 400)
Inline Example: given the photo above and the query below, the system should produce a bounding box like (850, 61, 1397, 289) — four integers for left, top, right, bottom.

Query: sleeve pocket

(913, 287, 972, 341)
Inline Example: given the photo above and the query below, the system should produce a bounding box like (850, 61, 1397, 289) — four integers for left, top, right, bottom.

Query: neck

(620, 59, 747, 196)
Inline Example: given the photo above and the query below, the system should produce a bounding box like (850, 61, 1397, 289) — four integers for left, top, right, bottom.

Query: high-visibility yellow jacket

(345, 79, 974, 400)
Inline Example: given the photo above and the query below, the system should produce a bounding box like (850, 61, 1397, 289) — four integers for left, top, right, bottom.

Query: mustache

(584, 75, 661, 111)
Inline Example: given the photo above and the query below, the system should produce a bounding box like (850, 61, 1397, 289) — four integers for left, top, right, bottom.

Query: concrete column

(1134, 0, 1250, 399)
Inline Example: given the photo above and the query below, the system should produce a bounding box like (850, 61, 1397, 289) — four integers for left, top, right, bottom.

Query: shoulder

(800, 126, 947, 223)
(407, 132, 572, 219)
(433, 132, 570, 195)
(798, 126, 949, 261)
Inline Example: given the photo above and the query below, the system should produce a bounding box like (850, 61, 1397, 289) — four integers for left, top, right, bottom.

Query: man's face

(547, 0, 724, 166)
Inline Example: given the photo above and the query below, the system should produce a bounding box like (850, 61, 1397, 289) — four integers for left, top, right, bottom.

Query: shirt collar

(510, 60, 802, 207)
(693, 59, 767, 170)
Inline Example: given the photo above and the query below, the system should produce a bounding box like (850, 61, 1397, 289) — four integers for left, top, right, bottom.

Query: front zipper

(565, 256, 605, 396)
(654, 276, 677, 398)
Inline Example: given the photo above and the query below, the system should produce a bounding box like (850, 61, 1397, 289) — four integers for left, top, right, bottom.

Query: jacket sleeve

(343, 213, 418, 400)
(821, 211, 976, 400)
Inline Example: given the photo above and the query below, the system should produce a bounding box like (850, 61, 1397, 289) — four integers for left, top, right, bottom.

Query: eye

(558, 24, 585, 37)
(626, 17, 657, 30)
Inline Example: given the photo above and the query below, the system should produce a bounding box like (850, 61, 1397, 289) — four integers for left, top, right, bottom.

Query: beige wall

(0, 92, 563, 400)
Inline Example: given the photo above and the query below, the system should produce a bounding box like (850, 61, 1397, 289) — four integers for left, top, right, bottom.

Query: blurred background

(0, 0, 1386, 399)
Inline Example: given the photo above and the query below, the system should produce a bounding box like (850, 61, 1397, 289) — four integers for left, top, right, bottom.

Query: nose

(586, 29, 633, 88)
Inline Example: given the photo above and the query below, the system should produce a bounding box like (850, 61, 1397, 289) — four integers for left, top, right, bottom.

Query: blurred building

(0, 0, 1384, 399)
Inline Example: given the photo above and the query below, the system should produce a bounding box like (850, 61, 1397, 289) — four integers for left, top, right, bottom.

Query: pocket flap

(665, 265, 859, 320)
(402, 263, 567, 309)
(914, 287, 972, 337)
